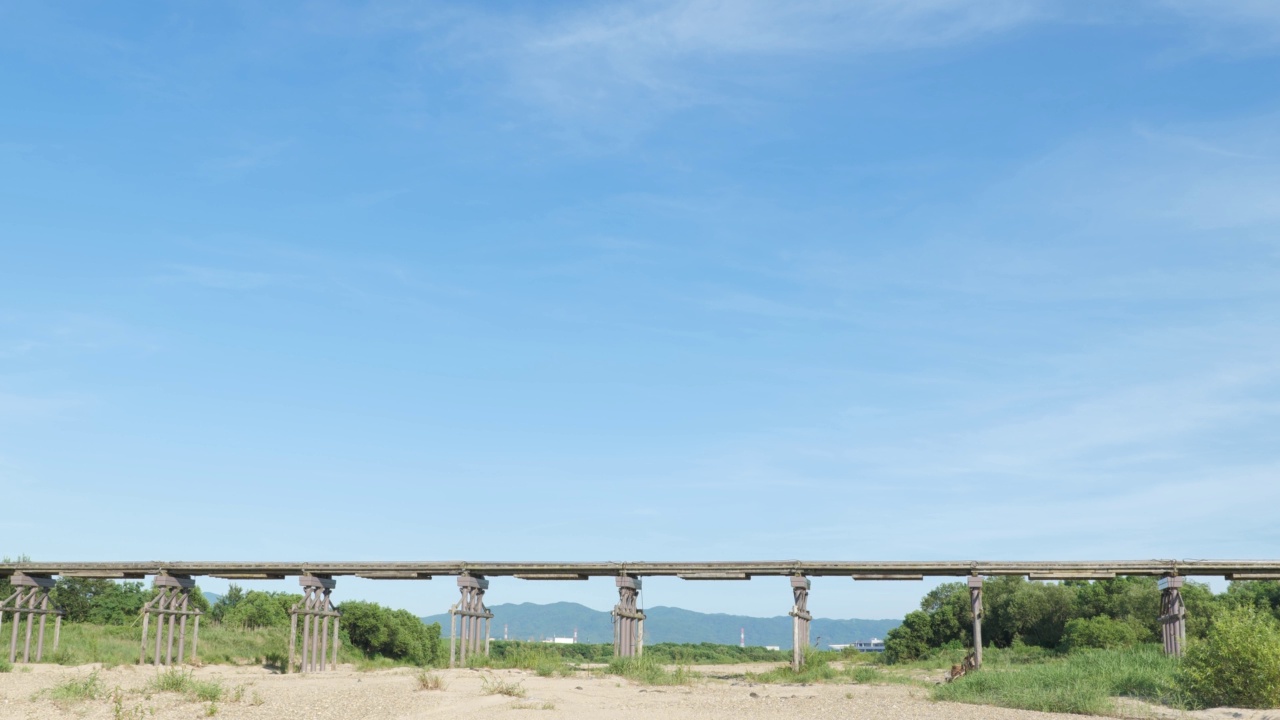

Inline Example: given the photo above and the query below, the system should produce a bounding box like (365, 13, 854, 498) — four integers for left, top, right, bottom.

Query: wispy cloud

(0, 391, 83, 424)
(650, 112, 1280, 560)
(435, 0, 1044, 138)
(156, 264, 290, 291)
(199, 139, 294, 178)
(1156, 0, 1280, 54)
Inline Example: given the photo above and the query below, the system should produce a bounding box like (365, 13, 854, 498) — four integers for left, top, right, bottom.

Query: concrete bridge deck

(2, 559, 1279, 580)
(4, 559, 1274, 669)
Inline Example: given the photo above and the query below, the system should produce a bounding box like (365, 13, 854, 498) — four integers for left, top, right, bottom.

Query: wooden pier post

(1158, 576, 1186, 656)
(612, 576, 644, 658)
(968, 576, 983, 667)
(789, 576, 812, 672)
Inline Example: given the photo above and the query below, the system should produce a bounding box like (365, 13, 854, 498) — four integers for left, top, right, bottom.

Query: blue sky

(2, 1, 1279, 621)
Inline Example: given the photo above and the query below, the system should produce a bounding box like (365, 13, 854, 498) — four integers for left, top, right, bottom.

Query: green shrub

(339, 601, 443, 666)
(222, 591, 296, 629)
(883, 610, 934, 663)
(934, 646, 1182, 714)
(209, 585, 245, 624)
(52, 579, 149, 625)
(1060, 616, 1142, 652)
(1180, 605, 1280, 709)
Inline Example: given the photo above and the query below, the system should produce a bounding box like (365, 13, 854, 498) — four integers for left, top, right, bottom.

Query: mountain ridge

(421, 601, 899, 649)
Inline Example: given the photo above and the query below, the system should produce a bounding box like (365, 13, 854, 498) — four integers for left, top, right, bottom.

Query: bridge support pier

(450, 575, 492, 667)
(612, 577, 645, 658)
(789, 576, 811, 672)
(968, 576, 983, 667)
(1158, 576, 1186, 656)
(140, 575, 202, 667)
(2, 573, 61, 663)
(289, 575, 340, 673)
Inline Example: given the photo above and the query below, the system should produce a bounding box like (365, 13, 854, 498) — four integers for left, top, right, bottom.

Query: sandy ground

(0, 662, 1275, 720)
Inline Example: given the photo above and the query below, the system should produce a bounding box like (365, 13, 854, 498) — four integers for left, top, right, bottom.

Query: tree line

(0, 575, 443, 667)
(884, 576, 1280, 663)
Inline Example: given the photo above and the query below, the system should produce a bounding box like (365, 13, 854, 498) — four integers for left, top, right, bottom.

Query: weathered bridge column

(288, 575, 340, 673)
(968, 576, 983, 667)
(612, 576, 645, 658)
(788, 576, 811, 671)
(2, 572, 61, 663)
(450, 575, 493, 667)
(1158, 576, 1186, 656)
(140, 574, 202, 667)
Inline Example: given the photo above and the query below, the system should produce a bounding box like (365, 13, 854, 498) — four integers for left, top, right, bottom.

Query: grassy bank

(481, 640, 789, 665)
(932, 646, 1185, 715)
(743, 651, 917, 686)
(37, 622, 394, 670)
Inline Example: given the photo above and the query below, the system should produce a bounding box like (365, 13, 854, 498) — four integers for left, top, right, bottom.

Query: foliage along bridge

(3, 559, 1277, 672)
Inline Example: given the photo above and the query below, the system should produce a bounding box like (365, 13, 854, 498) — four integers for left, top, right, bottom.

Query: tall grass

(480, 676, 527, 697)
(606, 655, 698, 685)
(933, 646, 1185, 715)
(148, 669, 225, 702)
(746, 652, 917, 686)
(467, 644, 575, 676)
(41, 622, 374, 669)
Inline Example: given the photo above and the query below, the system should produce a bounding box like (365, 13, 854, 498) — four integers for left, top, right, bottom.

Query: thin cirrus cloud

(156, 264, 290, 291)
(1157, 0, 1280, 52)
(412, 0, 1280, 143)
(440, 0, 1046, 129)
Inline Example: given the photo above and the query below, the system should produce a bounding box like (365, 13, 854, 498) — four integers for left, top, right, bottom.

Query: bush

(883, 610, 934, 663)
(1181, 605, 1280, 709)
(209, 585, 245, 623)
(339, 601, 442, 666)
(53, 579, 149, 625)
(1060, 616, 1142, 652)
(222, 591, 296, 629)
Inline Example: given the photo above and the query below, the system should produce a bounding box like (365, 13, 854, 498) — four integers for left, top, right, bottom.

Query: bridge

(3, 559, 1278, 672)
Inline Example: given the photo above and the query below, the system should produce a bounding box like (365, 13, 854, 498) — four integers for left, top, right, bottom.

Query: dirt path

(0, 662, 1268, 720)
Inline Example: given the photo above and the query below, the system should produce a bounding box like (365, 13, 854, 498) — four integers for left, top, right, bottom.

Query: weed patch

(932, 646, 1186, 715)
(606, 656, 697, 685)
(481, 676, 527, 697)
(43, 670, 105, 702)
(416, 670, 446, 691)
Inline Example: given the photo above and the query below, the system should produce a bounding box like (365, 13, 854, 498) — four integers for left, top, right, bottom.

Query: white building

(829, 638, 885, 653)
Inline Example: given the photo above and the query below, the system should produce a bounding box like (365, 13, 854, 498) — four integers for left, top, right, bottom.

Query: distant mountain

(421, 602, 898, 649)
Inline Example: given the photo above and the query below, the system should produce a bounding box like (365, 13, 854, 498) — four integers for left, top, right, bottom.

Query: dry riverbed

(0, 662, 1272, 720)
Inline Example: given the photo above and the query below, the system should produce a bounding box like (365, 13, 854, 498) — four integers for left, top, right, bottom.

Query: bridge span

(2, 559, 1277, 672)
